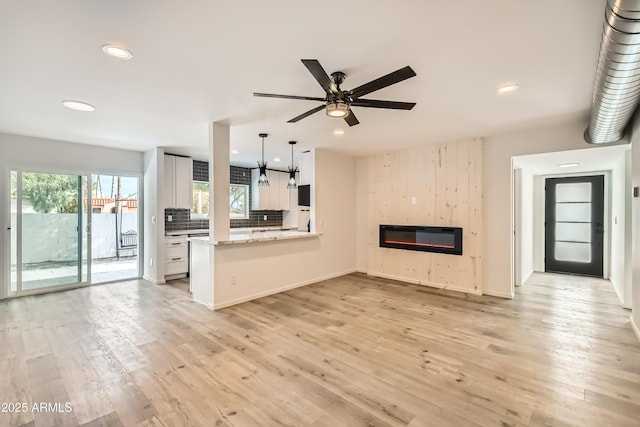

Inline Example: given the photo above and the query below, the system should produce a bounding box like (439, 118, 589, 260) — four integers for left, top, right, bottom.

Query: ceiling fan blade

(253, 92, 326, 102)
(344, 111, 359, 127)
(350, 99, 416, 110)
(287, 104, 326, 123)
(301, 59, 337, 95)
(349, 66, 416, 99)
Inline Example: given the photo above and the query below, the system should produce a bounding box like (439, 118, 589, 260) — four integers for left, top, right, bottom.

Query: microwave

(298, 184, 310, 207)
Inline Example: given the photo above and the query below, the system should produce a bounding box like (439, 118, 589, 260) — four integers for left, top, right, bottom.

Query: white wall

(519, 168, 534, 284)
(212, 148, 357, 308)
(483, 118, 610, 298)
(143, 148, 164, 284)
(630, 112, 640, 339)
(0, 133, 143, 298)
(610, 150, 632, 307)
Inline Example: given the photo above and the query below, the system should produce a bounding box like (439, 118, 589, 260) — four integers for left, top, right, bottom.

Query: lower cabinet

(165, 235, 188, 277)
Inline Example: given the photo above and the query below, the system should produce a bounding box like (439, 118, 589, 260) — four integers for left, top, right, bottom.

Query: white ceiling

(513, 144, 630, 176)
(0, 1, 606, 169)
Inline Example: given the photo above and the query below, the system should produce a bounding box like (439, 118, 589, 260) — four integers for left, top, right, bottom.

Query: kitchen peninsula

(189, 229, 321, 309)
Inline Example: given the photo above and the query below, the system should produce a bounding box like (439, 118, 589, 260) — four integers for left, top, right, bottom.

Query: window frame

(229, 183, 250, 219)
(191, 180, 210, 219)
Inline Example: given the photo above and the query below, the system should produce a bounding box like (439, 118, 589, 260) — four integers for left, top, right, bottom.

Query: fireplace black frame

(379, 225, 463, 255)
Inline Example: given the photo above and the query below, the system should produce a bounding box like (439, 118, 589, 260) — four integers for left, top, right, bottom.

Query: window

(230, 184, 249, 219)
(192, 182, 249, 219)
(191, 181, 209, 218)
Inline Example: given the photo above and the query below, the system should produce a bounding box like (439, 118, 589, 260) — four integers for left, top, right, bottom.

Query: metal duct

(585, 0, 640, 144)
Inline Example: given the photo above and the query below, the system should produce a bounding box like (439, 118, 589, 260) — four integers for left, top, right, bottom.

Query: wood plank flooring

(0, 272, 639, 426)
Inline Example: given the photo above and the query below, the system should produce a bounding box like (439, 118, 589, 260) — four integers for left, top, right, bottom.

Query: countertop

(166, 229, 209, 236)
(167, 227, 299, 236)
(188, 230, 320, 245)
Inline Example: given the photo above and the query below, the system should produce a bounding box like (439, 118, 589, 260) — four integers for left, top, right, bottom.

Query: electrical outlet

(263, 215, 267, 221)
(231, 275, 237, 286)
(411, 196, 417, 205)
(168, 215, 173, 222)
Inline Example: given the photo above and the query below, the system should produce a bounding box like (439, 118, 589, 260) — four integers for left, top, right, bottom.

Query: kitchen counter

(188, 230, 319, 245)
(216, 230, 320, 245)
(166, 229, 209, 236)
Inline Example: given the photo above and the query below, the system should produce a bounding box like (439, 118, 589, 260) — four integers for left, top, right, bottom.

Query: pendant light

(287, 141, 298, 189)
(257, 133, 269, 186)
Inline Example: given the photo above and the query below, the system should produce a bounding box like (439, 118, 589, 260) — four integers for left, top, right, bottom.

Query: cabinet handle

(171, 257, 182, 261)
(172, 242, 182, 245)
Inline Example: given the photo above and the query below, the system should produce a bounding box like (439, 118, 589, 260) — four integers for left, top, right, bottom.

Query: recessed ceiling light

(497, 83, 519, 94)
(231, 150, 240, 155)
(102, 44, 133, 60)
(62, 100, 95, 112)
(558, 162, 579, 168)
(333, 129, 345, 136)
(274, 157, 281, 162)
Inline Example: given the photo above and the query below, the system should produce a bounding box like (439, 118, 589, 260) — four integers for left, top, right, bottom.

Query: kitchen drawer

(165, 236, 187, 247)
(165, 257, 188, 275)
(165, 245, 187, 259)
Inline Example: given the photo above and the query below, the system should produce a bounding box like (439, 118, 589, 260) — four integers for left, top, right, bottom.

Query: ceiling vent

(585, 0, 640, 144)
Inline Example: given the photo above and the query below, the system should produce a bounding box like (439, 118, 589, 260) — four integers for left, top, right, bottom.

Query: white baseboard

(213, 269, 357, 310)
(367, 271, 482, 296)
(609, 278, 632, 309)
(142, 275, 165, 285)
(631, 315, 640, 344)
(193, 299, 214, 310)
(482, 289, 514, 299)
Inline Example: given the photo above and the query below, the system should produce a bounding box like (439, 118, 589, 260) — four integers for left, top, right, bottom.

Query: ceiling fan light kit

(254, 59, 416, 127)
(257, 133, 269, 186)
(326, 101, 349, 118)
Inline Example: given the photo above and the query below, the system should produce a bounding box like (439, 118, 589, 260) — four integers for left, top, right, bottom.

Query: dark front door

(545, 175, 604, 277)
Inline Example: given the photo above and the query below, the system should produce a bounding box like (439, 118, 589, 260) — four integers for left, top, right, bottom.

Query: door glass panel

(20, 171, 84, 291)
(556, 182, 591, 202)
(555, 222, 591, 243)
(555, 242, 591, 263)
(91, 175, 139, 283)
(10, 170, 17, 293)
(556, 203, 591, 222)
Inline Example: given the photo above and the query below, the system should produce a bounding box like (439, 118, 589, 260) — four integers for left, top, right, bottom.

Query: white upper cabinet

(164, 154, 192, 209)
(251, 169, 291, 211)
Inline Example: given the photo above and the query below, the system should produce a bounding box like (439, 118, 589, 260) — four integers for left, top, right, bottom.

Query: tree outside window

(230, 184, 249, 219)
(192, 181, 209, 218)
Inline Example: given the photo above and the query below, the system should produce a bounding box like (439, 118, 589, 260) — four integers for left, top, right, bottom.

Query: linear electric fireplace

(379, 225, 463, 255)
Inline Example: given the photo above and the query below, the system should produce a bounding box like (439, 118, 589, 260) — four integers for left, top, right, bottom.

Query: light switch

(411, 196, 417, 205)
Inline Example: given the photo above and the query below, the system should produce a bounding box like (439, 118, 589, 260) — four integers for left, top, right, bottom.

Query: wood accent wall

(365, 138, 483, 294)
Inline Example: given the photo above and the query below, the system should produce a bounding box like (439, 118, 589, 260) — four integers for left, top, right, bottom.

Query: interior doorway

(510, 145, 631, 307)
(544, 175, 604, 277)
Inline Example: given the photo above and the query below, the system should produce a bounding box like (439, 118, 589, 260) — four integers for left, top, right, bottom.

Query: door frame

(537, 171, 610, 279)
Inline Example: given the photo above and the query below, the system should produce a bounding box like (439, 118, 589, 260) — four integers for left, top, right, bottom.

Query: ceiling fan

(254, 59, 417, 127)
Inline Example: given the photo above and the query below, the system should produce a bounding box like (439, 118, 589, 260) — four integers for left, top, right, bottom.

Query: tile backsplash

(165, 208, 208, 231)
(230, 166, 284, 229)
(164, 165, 284, 231)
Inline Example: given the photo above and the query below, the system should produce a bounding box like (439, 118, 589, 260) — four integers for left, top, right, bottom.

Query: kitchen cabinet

(164, 154, 192, 209)
(299, 150, 313, 186)
(251, 169, 291, 210)
(164, 235, 188, 277)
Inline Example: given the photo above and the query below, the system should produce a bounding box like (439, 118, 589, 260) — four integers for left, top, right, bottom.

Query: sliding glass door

(10, 169, 90, 294)
(8, 169, 141, 296)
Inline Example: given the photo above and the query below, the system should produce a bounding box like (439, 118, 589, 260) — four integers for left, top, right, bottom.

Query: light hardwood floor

(0, 272, 639, 426)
